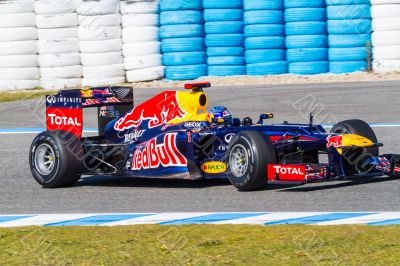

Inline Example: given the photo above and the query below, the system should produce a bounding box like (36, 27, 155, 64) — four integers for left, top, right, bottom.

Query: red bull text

(131, 133, 187, 170)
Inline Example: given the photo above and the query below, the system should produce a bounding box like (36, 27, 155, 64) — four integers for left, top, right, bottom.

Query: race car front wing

(267, 154, 400, 184)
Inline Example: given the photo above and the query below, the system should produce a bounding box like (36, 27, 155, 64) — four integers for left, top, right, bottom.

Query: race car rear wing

(45, 86, 134, 138)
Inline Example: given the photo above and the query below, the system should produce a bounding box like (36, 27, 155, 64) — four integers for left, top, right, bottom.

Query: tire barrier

(122, 0, 163, 82)
(0, 0, 35, 14)
(327, 0, 372, 74)
(77, 0, 120, 16)
(204, 0, 245, 77)
(78, 0, 125, 87)
(244, 0, 287, 75)
(285, 0, 328, 75)
(35, 0, 82, 90)
(1, 0, 400, 90)
(160, 0, 205, 80)
(371, 2, 400, 72)
(0, 0, 39, 91)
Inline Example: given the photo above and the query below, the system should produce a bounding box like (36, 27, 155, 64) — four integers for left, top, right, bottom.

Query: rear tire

(226, 131, 277, 191)
(29, 131, 83, 188)
(331, 119, 378, 175)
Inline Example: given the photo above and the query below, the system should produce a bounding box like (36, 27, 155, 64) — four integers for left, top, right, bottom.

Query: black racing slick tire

(226, 131, 277, 191)
(29, 131, 83, 188)
(331, 119, 378, 175)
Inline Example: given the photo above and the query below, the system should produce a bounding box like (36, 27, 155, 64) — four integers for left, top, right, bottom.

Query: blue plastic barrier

(157, 0, 373, 80)
(326, 0, 371, 74)
(160, 0, 205, 80)
(329, 61, 369, 74)
(204, 0, 245, 77)
(203, 0, 243, 9)
(289, 61, 329, 75)
(284, 0, 325, 8)
(287, 48, 328, 62)
(163, 51, 207, 66)
(203, 9, 243, 21)
(208, 65, 246, 76)
(205, 21, 244, 34)
(159, 0, 202, 11)
(247, 61, 288, 75)
(165, 64, 208, 79)
(244, 0, 283, 10)
(284, 0, 328, 75)
(160, 11, 203, 25)
(285, 21, 327, 35)
(245, 49, 286, 63)
(160, 24, 204, 39)
(244, 0, 287, 75)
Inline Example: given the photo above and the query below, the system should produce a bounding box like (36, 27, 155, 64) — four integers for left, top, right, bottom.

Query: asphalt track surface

(1, 81, 400, 214)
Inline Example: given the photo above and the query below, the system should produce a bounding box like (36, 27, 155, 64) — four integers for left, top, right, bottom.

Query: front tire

(226, 131, 277, 191)
(331, 119, 378, 175)
(29, 131, 83, 188)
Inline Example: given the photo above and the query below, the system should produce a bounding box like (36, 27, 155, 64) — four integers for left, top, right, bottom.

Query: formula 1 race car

(30, 82, 400, 191)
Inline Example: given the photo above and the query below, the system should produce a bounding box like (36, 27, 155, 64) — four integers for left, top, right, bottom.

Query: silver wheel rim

(34, 143, 55, 176)
(229, 144, 249, 177)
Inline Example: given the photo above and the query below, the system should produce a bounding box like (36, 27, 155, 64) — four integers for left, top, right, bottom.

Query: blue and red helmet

(210, 106, 233, 126)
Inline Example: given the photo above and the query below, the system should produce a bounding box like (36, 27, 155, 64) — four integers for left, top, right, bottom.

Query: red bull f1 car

(30, 82, 400, 191)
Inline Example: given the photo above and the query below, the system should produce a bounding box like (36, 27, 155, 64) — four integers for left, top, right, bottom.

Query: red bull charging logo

(114, 91, 187, 131)
(326, 135, 343, 148)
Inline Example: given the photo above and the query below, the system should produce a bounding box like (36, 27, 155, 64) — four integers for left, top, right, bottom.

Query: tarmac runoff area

(0, 81, 399, 219)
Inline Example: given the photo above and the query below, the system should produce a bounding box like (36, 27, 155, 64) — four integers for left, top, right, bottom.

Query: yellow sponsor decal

(341, 134, 374, 147)
(81, 89, 92, 98)
(201, 161, 226, 174)
(337, 134, 375, 155)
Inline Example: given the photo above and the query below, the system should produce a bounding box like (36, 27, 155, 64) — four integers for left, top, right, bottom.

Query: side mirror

(257, 113, 274, 125)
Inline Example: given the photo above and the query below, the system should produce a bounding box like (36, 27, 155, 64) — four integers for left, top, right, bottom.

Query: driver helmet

(210, 106, 233, 126)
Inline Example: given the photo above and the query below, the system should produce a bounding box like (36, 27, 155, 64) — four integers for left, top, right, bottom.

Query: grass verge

(0, 89, 57, 103)
(0, 225, 399, 265)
